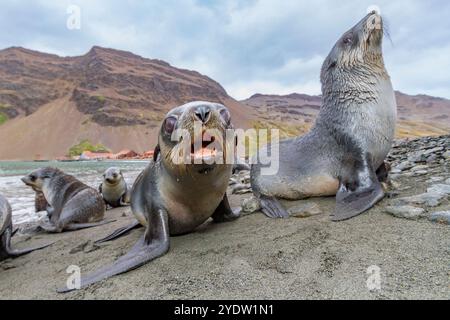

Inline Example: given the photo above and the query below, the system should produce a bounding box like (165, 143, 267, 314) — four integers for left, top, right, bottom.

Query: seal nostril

(194, 106, 211, 123)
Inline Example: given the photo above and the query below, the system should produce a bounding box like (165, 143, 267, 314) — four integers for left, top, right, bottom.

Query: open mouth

(190, 136, 219, 161)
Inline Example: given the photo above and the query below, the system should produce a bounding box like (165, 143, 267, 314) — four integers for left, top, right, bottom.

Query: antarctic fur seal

(22, 167, 110, 232)
(99, 167, 131, 208)
(251, 12, 396, 221)
(0, 194, 52, 261)
(59, 101, 240, 291)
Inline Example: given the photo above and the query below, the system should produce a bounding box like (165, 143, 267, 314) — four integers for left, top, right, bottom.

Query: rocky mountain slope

(0, 46, 252, 160)
(243, 92, 450, 138)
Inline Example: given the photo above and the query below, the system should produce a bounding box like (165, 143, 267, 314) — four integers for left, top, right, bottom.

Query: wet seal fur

(251, 12, 396, 221)
(60, 101, 240, 292)
(0, 194, 52, 261)
(22, 167, 111, 232)
(99, 167, 131, 208)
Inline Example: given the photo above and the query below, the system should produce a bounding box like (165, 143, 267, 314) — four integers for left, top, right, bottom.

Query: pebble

(287, 202, 322, 218)
(411, 165, 428, 171)
(385, 206, 425, 220)
(393, 192, 445, 207)
(241, 196, 261, 213)
(427, 184, 450, 195)
(429, 211, 450, 225)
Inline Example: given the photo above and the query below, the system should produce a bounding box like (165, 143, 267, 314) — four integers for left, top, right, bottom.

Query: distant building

(79, 150, 113, 160)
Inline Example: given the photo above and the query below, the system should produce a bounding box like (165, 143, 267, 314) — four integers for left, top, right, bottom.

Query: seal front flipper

(260, 195, 289, 219)
(58, 208, 169, 293)
(332, 153, 384, 222)
(212, 193, 241, 223)
(94, 220, 142, 244)
(39, 220, 115, 233)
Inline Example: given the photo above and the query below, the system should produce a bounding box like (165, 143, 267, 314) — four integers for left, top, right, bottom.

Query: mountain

(0, 46, 252, 160)
(242, 91, 450, 138)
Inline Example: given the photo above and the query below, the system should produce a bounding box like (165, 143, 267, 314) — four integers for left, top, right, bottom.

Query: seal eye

(220, 109, 231, 125)
(30, 174, 36, 181)
(163, 116, 177, 134)
(343, 34, 353, 45)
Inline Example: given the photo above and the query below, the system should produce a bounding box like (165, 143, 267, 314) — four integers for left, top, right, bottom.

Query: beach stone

(288, 202, 322, 218)
(426, 177, 444, 184)
(427, 184, 450, 195)
(385, 206, 425, 220)
(422, 147, 443, 155)
(241, 196, 261, 213)
(412, 170, 428, 177)
(411, 165, 428, 171)
(429, 211, 450, 225)
(445, 178, 450, 185)
(394, 192, 445, 207)
(395, 161, 413, 171)
(443, 150, 450, 159)
(231, 183, 251, 194)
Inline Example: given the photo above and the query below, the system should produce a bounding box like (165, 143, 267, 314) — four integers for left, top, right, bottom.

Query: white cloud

(0, 0, 449, 99)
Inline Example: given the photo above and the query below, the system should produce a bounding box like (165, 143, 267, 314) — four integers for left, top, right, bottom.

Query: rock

(411, 165, 428, 171)
(395, 161, 413, 171)
(427, 184, 450, 195)
(288, 202, 322, 218)
(423, 147, 444, 155)
(241, 196, 261, 213)
(231, 183, 251, 194)
(426, 177, 444, 184)
(385, 206, 425, 220)
(443, 150, 450, 159)
(412, 170, 428, 177)
(445, 178, 450, 185)
(393, 192, 445, 207)
(429, 211, 450, 225)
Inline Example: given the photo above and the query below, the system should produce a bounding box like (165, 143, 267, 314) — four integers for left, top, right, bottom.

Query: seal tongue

(192, 147, 216, 161)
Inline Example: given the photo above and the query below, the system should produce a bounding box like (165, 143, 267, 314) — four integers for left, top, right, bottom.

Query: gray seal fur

(251, 12, 396, 221)
(0, 194, 52, 261)
(59, 101, 240, 292)
(22, 167, 110, 232)
(99, 167, 131, 208)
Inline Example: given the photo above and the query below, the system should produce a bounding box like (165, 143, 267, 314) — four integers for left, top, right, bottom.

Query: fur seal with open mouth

(251, 12, 396, 221)
(99, 167, 131, 208)
(59, 101, 240, 292)
(0, 194, 52, 261)
(21, 167, 111, 232)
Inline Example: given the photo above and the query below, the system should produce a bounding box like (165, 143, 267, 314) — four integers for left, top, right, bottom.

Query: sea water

(0, 160, 148, 225)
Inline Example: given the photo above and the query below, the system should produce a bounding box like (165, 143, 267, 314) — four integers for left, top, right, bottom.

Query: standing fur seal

(251, 12, 396, 221)
(59, 101, 240, 292)
(0, 194, 52, 261)
(22, 168, 110, 232)
(99, 167, 131, 208)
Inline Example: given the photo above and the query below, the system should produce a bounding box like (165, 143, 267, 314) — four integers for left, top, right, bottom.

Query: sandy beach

(1, 181, 448, 300)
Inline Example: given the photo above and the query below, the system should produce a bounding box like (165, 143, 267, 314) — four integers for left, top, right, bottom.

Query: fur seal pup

(99, 167, 131, 208)
(22, 168, 111, 232)
(251, 12, 396, 221)
(0, 194, 52, 261)
(59, 101, 239, 292)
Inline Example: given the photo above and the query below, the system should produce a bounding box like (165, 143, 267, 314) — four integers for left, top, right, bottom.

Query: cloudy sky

(0, 0, 449, 100)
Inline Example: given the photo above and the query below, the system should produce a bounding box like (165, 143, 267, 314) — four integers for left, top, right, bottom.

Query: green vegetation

(68, 139, 110, 157)
(0, 112, 7, 125)
(95, 95, 106, 103)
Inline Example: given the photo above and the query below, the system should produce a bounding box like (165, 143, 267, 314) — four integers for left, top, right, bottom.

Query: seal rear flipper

(64, 219, 116, 231)
(212, 193, 241, 223)
(332, 153, 384, 222)
(4, 229, 53, 257)
(94, 220, 142, 244)
(260, 195, 289, 219)
(58, 209, 169, 293)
